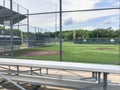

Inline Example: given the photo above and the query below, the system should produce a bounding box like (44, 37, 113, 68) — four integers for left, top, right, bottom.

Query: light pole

(55, 4, 57, 44)
(97, 29, 99, 39)
(73, 30, 76, 42)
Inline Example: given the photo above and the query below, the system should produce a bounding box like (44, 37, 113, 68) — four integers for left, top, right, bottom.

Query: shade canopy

(0, 6, 26, 25)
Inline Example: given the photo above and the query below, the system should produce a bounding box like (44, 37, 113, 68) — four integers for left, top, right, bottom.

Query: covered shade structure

(0, 5, 26, 25)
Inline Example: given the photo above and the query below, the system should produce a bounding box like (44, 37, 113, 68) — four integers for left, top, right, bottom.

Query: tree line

(1, 26, 120, 41)
(50, 27, 120, 40)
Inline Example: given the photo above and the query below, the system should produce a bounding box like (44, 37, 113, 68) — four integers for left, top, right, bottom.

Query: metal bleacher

(0, 58, 120, 90)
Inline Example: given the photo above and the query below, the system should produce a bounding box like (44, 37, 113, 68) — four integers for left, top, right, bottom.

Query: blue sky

(6, 0, 120, 31)
(61, 0, 119, 31)
(95, 0, 119, 8)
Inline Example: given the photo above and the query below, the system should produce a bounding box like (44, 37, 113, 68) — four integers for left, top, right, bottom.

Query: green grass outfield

(14, 42, 120, 65)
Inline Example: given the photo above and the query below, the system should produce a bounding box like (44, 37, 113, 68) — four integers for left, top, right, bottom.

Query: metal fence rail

(0, 72, 26, 90)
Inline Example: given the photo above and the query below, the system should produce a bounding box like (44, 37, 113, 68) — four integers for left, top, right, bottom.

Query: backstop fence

(0, 0, 53, 57)
(0, 0, 120, 65)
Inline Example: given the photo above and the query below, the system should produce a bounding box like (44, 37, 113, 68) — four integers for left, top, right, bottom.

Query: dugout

(34, 33, 50, 46)
(0, 35, 21, 46)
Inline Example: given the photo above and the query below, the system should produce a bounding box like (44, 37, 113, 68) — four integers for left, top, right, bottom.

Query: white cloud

(102, 17, 119, 25)
(112, 27, 119, 30)
(13, 0, 58, 27)
(81, 27, 95, 31)
(63, 0, 100, 10)
(62, 0, 119, 23)
(113, 1, 119, 6)
(12, 0, 119, 28)
(15, 0, 58, 12)
(62, 10, 119, 26)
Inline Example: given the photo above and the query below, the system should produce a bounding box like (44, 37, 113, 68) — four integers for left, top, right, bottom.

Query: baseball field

(14, 42, 120, 65)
